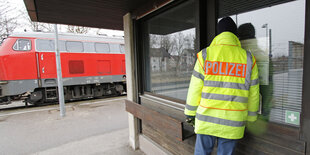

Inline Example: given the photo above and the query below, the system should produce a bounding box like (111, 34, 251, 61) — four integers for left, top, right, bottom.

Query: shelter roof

(23, 0, 172, 30)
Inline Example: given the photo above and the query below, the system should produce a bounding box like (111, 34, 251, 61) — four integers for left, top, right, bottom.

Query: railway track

(0, 95, 126, 113)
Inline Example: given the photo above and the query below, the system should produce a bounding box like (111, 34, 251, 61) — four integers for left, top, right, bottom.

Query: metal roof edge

(23, 0, 38, 21)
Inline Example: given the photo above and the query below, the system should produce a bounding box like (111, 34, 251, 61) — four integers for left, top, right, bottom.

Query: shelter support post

(123, 13, 139, 150)
(54, 24, 66, 117)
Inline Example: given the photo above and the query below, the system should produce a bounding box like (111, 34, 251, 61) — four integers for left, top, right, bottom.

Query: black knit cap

(237, 23, 256, 40)
(217, 17, 237, 35)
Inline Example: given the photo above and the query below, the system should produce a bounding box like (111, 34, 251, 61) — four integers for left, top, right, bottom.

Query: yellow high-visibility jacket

(184, 32, 259, 139)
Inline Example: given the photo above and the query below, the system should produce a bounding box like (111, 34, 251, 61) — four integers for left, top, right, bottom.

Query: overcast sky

(229, 0, 305, 57)
(7, 0, 124, 37)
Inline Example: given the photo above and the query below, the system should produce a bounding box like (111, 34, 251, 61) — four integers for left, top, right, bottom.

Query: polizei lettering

(205, 61, 246, 78)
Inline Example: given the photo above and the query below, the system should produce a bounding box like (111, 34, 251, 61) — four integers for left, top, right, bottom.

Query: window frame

(65, 41, 84, 53)
(300, 0, 310, 150)
(13, 39, 32, 51)
(35, 39, 55, 52)
(215, 0, 306, 138)
(109, 43, 121, 53)
(138, 0, 198, 103)
(35, 39, 68, 52)
(95, 42, 110, 53)
(133, 0, 202, 143)
(83, 42, 96, 53)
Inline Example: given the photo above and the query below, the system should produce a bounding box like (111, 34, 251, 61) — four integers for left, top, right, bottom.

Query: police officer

(184, 17, 259, 155)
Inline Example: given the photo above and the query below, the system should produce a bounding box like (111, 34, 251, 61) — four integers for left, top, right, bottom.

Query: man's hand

(185, 116, 195, 127)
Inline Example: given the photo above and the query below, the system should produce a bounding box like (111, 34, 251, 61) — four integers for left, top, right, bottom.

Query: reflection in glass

(143, 0, 196, 101)
(221, 0, 305, 127)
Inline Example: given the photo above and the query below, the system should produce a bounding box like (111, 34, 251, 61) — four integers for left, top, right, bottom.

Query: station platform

(0, 97, 144, 155)
(36, 128, 143, 155)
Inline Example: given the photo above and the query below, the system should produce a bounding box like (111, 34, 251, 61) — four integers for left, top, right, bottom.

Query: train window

(84, 42, 95, 53)
(13, 39, 31, 51)
(120, 44, 125, 53)
(66, 41, 84, 52)
(36, 39, 55, 52)
(110, 44, 121, 53)
(58, 40, 66, 52)
(36, 39, 67, 52)
(95, 43, 110, 53)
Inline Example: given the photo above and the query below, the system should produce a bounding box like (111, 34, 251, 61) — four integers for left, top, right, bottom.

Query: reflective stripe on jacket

(184, 32, 259, 139)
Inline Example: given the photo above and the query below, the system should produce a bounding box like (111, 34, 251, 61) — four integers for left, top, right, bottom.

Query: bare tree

(172, 33, 185, 72)
(28, 21, 54, 32)
(160, 35, 175, 54)
(149, 34, 158, 48)
(149, 33, 195, 72)
(172, 32, 196, 72)
(0, 0, 19, 40)
(67, 25, 90, 34)
(174, 33, 185, 56)
(18, 6, 54, 32)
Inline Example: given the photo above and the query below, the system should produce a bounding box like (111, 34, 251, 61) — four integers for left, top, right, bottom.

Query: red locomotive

(0, 32, 126, 105)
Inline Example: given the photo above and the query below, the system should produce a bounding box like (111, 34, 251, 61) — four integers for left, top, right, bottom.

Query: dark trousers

(194, 134, 237, 155)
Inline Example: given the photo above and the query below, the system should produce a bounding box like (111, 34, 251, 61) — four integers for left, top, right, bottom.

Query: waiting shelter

(24, 0, 310, 154)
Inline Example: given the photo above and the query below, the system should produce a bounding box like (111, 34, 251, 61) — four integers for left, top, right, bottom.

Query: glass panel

(66, 41, 83, 52)
(218, 0, 305, 127)
(58, 40, 66, 52)
(109, 44, 121, 53)
(13, 39, 31, 51)
(120, 44, 125, 53)
(143, 0, 196, 101)
(36, 39, 55, 52)
(35, 39, 66, 52)
(84, 42, 95, 53)
(95, 43, 110, 53)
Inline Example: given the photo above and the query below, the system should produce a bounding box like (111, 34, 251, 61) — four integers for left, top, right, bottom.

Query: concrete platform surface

(0, 97, 144, 155)
(35, 128, 143, 155)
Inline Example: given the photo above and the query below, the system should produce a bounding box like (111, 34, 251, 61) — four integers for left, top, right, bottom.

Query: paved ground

(0, 97, 144, 155)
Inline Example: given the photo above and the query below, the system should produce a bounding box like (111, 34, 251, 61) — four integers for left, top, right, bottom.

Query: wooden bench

(125, 99, 187, 141)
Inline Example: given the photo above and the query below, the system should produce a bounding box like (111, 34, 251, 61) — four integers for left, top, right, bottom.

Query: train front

(0, 37, 12, 104)
(0, 35, 39, 105)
